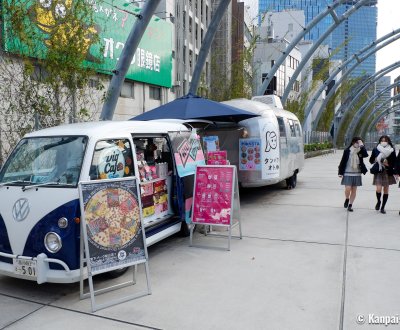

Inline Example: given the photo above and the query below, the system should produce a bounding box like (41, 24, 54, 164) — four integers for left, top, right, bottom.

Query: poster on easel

(190, 165, 242, 250)
(78, 177, 151, 312)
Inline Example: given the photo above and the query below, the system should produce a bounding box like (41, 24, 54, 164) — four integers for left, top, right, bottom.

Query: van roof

(25, 120, 190, 139)
(222, 99, 300, 121)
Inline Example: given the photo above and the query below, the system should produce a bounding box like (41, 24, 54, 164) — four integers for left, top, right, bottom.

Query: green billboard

(2, 0, 173, 87)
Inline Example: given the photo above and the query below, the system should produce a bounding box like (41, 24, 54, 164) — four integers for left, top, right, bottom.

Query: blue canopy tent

(131, 93, 259, 123)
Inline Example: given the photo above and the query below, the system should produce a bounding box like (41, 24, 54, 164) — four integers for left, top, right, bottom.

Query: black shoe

(381, 209, 386, 214)
(344, 199, 349, 208)
(347, 205, 353, 212)
(375, 201, 381, 211)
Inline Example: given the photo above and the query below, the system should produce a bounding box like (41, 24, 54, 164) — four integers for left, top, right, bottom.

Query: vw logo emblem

(12, 198, 30, 222)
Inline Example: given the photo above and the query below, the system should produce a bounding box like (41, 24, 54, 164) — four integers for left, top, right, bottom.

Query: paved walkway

(2, 151, 400, 329)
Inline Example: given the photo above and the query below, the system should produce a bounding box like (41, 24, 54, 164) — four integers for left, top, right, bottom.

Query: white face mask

(380, 142, 388, 147)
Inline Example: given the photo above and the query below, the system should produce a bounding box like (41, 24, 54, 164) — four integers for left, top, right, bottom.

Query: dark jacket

(338, 145, 368, 176)
(370, 147, 397, 176)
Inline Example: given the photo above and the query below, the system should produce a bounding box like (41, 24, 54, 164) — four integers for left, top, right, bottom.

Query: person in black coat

(338, 136, 368, 212)
(370, 135, 397, 214)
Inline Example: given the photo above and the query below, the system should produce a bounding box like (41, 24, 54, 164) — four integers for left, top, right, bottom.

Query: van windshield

(0, 136, 87, 187)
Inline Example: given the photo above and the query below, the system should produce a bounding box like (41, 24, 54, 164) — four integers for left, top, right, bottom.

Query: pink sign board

(192, 166, 234, 225)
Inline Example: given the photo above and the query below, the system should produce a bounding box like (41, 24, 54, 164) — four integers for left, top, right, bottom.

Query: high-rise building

(258, 0, 333, 44)
(331, 1, 377, 78)
(258, 0, 377, 78)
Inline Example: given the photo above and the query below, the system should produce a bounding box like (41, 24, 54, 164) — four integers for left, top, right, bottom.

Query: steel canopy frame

(190, 0, 232, 94)
(362, 94, 400, 137)
(100, 0, 161, 121)
(311, 33, 400, 131)
(332, 61, 400, 127)
(302, 28, 400, 129)
(344, 80, 400, 143)
(331, 61, 400, 145)
(280, 0, 372, 104)
(256, 0, 347, 96)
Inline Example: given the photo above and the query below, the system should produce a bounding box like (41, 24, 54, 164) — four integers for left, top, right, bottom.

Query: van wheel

(104, 267, 129, 279)
(180, 222, 196, 237)
(286, 173, 297, 189)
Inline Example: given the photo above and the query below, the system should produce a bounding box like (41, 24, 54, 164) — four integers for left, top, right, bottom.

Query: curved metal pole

(362, 94, 400, 136)
(281, 0, 371, 104)
(189, 0, 231, 94)
(256, 0, 346, 96)
(311, 32, 400, 131)
(344, 81, 400, 142)
(302, 28, 400, 127)
(334, 61, 400, 123)
(331, 61, 400, 144)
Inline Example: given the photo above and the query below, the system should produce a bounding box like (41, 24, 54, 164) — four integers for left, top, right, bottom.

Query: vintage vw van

(0, 121, 201, 283)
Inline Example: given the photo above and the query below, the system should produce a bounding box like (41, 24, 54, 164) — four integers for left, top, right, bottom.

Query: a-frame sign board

(78, 177, 151, 312)
(190, 165, 242, 251)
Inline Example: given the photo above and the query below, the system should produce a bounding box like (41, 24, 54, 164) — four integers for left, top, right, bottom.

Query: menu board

(239, 138, 262, 171)
(192, 166, 234, 225)
(79, 178, 146, 274)
(207, 151, 228, 165)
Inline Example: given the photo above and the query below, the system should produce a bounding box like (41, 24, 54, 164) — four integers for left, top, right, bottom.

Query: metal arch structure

(344, 81, 400, 143)
(280, 0, 372, 104)
(189, 0, 231, 94)
(310, 32, 400, 131)
(256, 0, 348, 96)
(331, 61, 400, 145)
(332, 61, 400, 127)
(363, 95, 400, 137)
(302, 28, 400, 129)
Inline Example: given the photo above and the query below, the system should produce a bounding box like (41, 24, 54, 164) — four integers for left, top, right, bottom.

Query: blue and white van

(0, 121, 198, 283)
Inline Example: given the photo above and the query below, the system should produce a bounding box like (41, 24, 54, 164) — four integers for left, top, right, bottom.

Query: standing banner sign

(78, 177, 151, 312)
(190, 165, 242, 250)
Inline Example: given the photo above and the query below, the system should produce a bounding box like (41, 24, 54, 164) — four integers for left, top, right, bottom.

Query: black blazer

(338, 146, 368, 176)
(370, 147, 397, 176)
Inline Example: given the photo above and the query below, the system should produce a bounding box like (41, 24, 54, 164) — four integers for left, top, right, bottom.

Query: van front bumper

(0, 251, 84, 284)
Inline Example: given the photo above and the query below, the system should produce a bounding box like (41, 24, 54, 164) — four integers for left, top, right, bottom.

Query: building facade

(258, 0, 378, 78)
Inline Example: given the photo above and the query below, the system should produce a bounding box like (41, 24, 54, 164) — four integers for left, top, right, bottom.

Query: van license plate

(13, 259, 37, 277)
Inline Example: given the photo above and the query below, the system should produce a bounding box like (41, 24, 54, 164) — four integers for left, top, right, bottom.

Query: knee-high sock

(376, 192, 381, 202)
(381, 194, 388, 210)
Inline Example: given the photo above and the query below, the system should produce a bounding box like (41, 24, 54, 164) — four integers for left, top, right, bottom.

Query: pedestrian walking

(369, 135, 397, 214)
(338, 137, 368, 212)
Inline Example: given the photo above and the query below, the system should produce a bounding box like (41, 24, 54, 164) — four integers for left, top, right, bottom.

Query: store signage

(1, 0, 173, 87)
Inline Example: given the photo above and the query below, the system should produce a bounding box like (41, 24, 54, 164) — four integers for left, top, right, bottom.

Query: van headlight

(44, 232, 62, 253)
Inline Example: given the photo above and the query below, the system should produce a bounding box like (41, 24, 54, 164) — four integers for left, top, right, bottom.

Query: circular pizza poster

(80, 179, 145, 273)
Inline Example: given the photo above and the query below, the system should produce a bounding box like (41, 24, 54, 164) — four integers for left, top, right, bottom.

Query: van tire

(180, 221, 191, 236)
(180, 222, 196, 237)
(104, 267, 129, 279)
(286, 173, 297, 189)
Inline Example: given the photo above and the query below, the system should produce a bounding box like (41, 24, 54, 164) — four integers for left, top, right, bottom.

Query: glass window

(294, 121, 302, 137)
(90, 139, 134, 180)
(149, 86, 161, 100)
(288, 119, 296, 137)
(277, 117, 286, 138)
(0, 136, 87, 187)
(120, 81, 134, 98)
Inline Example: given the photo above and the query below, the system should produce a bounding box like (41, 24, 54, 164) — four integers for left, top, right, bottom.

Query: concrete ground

(2, 151, 400, 330)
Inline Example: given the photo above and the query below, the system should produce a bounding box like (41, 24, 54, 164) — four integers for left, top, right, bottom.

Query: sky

(376, 0, 400, 82)
(244, 0, 400, 82)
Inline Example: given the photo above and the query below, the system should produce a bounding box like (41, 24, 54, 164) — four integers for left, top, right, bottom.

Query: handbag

(370, 162, 383, 175)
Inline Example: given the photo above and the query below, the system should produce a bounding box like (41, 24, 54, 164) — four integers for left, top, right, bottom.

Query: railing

(303, 131, 332, 145)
